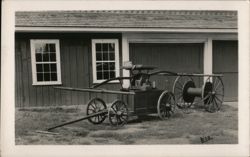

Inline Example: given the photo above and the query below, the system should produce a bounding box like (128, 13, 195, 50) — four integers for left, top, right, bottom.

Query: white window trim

(30, 39, 62, 85)
(92, 39, 120, 84)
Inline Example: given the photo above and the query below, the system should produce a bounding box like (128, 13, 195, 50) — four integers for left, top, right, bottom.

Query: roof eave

(15, 26, 238, 33)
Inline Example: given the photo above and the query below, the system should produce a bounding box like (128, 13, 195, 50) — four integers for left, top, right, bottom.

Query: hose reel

(172, 75, 224, 113)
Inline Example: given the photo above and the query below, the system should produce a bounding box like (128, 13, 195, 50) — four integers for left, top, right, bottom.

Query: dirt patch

(135, 137, 190, 144)
(89, 127, 146, 137)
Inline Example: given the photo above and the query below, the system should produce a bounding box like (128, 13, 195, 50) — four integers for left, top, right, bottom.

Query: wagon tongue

(36, 109, 108, 134)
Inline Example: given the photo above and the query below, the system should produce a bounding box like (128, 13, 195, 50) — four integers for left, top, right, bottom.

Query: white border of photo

(1, 0, 249, 157)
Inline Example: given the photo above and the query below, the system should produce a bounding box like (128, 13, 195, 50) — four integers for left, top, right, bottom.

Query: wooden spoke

(205, 95, 218, 113)
(87, 108, 96, 112)
(176, 81, 184, 87)
(89, 103, 96, 109)
(204, 94, 212, 106)
(213, 80, 220, 91)
(208, 99, 213, 112)
(111, 105, 118, 112)
(175, 86, 183, 90)
(213, 98, 219, 108)
(215, 95, 223, 104)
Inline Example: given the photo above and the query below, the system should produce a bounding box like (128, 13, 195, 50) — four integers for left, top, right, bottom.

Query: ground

(15, 102, 238, 145)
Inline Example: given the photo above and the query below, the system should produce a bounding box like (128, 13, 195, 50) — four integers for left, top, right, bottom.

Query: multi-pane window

(30, 40, 61, 85)
(92, 39, 120, 83)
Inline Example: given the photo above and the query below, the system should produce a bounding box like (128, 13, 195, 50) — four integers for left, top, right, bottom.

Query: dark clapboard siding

(213, 40, 238, 101)
(15, 33, 122, 107)
(59, 39, 90, 106)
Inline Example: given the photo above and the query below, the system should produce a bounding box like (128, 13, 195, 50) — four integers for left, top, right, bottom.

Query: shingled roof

(15, 10, 237, 30)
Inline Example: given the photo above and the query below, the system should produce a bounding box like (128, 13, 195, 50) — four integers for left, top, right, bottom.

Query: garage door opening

(129, 43, 204, 91)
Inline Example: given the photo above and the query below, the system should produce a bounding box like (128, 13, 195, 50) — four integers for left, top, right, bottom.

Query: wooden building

(15, 10, 238, 107)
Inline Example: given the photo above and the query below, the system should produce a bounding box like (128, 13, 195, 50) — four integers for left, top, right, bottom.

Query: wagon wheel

(108, 100, 129, 126)
(157, 91, 176, 120)
(203, 76, 224, 113)
(173, 76, 194, 109)
(86, 98, 107, 124)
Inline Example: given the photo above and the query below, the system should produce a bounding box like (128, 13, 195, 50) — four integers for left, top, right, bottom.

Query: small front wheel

(86, 98, 107, 124)
(157, 91, 176, 120)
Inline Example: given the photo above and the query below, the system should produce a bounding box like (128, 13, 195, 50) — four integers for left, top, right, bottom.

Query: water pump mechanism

(122, 62, 156, 91)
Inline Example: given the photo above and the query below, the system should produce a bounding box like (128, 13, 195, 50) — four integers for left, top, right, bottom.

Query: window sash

(92, 39, 120, 83)
(30, 39, 62, 85)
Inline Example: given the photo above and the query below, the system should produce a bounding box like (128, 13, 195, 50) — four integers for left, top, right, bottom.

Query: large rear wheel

(173, 76, 194, 109)
(203, 76, 224, 112)
(157, 91, 176, 120)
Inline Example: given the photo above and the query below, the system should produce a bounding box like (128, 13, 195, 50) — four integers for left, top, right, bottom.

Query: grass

(15, 103, 238, 145)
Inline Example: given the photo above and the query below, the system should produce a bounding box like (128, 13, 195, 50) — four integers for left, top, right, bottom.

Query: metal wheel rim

(157, 91, 176, 120)
(172, 76, 194, 109)
(108, 100, 129, 126)
(204, 76, 224, 112)
(86, 98, 107, 124)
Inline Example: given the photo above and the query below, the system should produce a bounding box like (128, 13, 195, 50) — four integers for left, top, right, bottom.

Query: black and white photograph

(1, 0, 249, 157)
